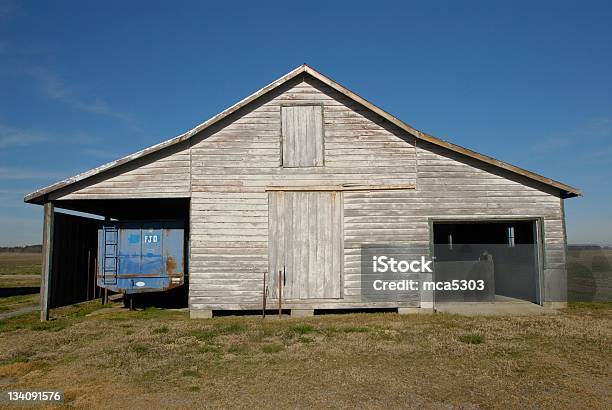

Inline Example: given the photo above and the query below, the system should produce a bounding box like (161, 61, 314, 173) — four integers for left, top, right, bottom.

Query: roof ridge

(24, 65, 581, 203)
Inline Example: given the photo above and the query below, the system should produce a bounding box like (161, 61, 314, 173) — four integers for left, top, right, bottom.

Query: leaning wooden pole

(262, 271, 267, 318)
(40, 202, 54, 322)
(278, 269, 282, 318)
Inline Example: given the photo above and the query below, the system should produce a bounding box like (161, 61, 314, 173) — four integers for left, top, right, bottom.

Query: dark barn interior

(433, 220, 541, 304)
(49, 212, 100, 308)
(45, 198, 190, 313)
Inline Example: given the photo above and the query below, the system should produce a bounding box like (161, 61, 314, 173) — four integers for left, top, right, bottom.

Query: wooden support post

(40, 202, 54, 322)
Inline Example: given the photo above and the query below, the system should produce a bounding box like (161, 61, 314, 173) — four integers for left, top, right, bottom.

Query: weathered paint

(268, 191, 343, 299)
(27, 66, 580, 315)
(24, 65, 581, 203)
(97, 220, 185, 294)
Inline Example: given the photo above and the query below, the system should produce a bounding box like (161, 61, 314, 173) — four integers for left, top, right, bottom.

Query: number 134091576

(4, 391, 63, 403)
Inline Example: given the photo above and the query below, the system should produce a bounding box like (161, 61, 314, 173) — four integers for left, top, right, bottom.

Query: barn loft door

(268, 191, 343, 299)
(281, 106, 324, 168)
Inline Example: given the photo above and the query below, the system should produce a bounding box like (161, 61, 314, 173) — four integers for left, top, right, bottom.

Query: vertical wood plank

(268, 191, 277, 298)
(294, 192, 301, 299)
(327, 191, 333, 296)
(298, 192, 308, 298)
(281, 107, 289, 166)
(332, 191, 343, 298)
(286, 192, 294, 299)
(258, 189, 346, 300)
(314, 106, 324, 166)
(277, 191, 285, 299)
(307, 192, 316, 297)
(290, 108, 298, 166)
(305, 107, 314, 166)
(315, 192, 325, 297)
(324, 193, 331, 298)
(281, 105, 324, 168)
(40, 202, 54, 321)
(294, 108, 303, 167)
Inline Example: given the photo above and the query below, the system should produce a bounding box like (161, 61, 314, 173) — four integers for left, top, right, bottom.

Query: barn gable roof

(24, 64, 581, 203)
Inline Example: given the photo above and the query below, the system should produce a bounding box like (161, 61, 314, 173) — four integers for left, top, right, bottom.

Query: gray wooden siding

(268, 191, 342, 299)
(343, 189, 430, 299)
(51, 143, 190, 200)
(189, 77, 418, 309)
(281, 105, 324, 167)
(189, 77, 564, 310)
(46, 74, 566, 309)
(414, 142, 566, 303)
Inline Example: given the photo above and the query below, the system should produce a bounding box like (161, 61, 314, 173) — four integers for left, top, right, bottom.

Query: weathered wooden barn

(25, 65, 581, 319)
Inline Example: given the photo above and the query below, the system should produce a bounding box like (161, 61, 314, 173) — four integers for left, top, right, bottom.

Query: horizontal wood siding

(52, 143, 190, 200)
(189, 77, 565, 310)
(344, 189, 427, 304)
(45, 73, 566, 310)
(415, 142, 565, 303)
(189, 77, 418, 309)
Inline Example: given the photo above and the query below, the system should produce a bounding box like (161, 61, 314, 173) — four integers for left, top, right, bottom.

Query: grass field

(0, 253, 40, 313)
(0, 301, 610, 408)
(0, 252, 610, 407)
(0, 253, 41, 277)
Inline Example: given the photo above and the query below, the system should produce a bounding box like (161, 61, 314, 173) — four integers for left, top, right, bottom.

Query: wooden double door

(268, 191, 343, 299)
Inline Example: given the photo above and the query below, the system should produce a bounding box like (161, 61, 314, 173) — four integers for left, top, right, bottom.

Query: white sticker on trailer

(135, 281, 146, 287)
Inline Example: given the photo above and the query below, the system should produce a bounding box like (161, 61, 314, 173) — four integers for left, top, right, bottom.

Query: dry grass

(0, 252, 610, 407)
(0, 301, 610, 409)
(0, 253, 41, 277)
(0, 253, 40, 313)
(0, 293, 38, 313)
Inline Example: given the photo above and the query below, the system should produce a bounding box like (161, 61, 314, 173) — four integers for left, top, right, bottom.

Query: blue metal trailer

(98, 220, 185, 295)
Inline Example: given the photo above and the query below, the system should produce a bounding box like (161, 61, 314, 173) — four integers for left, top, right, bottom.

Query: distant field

(0, 253, 40, 313)
(0, 253, 41, 277)
(567, 248, 612, 302)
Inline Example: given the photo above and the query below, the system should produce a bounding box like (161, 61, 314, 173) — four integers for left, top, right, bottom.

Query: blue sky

(0, 0, 610, 246)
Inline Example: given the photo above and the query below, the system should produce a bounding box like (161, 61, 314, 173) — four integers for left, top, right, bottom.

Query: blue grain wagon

(98, 220, 185, 295)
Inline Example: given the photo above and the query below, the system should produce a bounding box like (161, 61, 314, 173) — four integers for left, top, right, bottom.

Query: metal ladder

(103, 226, 118, 285)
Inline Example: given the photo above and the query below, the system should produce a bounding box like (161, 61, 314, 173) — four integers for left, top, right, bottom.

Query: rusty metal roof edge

(24, 64, 582, 203)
